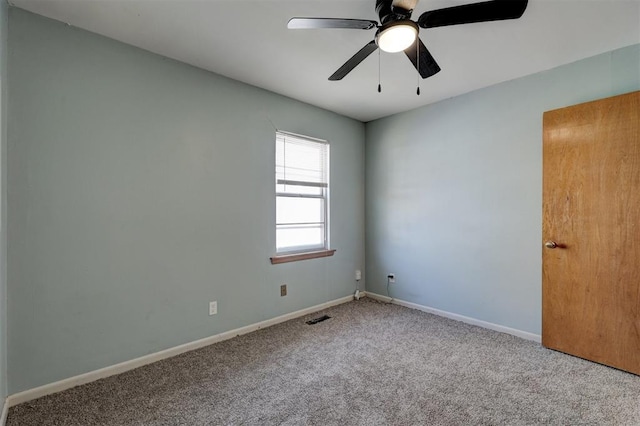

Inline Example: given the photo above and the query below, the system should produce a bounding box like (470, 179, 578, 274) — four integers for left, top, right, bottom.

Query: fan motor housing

(376, 0, 412, 24)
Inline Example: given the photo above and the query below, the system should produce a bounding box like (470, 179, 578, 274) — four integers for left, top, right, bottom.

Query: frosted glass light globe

(377, 23, 418, 53)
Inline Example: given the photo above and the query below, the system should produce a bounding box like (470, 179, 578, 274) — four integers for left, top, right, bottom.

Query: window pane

(277, 196, 324, 225)
(276, 224, 325, 251)
(275, 131, 329, 255)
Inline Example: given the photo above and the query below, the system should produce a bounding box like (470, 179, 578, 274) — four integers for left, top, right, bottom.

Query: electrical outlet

(209, 301, 217, 316)
(355, 270, 362, 281)
(280, 284, 287, 297)
(388, 273, 395, 284)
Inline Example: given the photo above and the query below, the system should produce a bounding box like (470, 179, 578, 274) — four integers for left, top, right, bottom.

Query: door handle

(545, 241, 558, 249)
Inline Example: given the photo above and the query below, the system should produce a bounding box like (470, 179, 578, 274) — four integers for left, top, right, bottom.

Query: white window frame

(275, 130, 330, 255)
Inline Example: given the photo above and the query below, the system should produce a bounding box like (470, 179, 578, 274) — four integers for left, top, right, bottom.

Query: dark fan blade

(418, 0, 528, 29)
(329, 41, 378, 81)
(404, 38, 440, 79)
(288, 18, 377, 30)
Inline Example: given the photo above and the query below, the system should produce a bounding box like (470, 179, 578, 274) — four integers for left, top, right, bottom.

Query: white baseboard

(6, 294, 355, 408)
(364, 292, 541, 343)
(1, 397, 7, 426)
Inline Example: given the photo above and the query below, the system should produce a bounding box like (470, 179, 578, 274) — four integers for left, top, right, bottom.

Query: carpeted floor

(7, 298, 640, 425)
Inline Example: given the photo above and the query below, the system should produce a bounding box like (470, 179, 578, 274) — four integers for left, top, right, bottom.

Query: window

(274, 131, 333, 260)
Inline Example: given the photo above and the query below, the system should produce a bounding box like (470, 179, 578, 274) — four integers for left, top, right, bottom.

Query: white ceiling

(10, 0, 640, 122)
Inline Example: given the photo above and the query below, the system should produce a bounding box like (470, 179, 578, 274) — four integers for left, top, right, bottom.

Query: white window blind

(276, 131, 329, 254)
(276, 132, 328, 188)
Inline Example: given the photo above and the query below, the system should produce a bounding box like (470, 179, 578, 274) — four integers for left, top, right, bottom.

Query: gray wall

(0, 0, 7, 407)
(365, 44, 640, 335)
(7, 9, 365, 393)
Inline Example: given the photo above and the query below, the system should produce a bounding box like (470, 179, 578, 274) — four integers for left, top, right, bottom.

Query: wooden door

(542, 91, 640, 375)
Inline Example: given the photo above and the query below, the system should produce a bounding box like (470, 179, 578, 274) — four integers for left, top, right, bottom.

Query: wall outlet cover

(209, 301, 217, 316)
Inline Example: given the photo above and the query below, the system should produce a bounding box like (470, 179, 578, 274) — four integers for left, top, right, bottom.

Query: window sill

(270, 249, 336, 265)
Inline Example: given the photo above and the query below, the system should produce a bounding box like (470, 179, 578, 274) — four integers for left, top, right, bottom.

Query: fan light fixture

(287, 0, 529, 82)
(376, 20, 418, 53)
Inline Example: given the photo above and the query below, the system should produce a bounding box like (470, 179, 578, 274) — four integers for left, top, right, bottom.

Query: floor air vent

(306, 315, 331, 325)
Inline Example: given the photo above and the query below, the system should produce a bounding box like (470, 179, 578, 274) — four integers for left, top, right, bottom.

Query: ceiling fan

(288, 0, 529, 83)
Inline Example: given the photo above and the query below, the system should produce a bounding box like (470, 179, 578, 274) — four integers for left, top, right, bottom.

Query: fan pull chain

(416, 40, 420, 96)
(378, 48, 382, 93)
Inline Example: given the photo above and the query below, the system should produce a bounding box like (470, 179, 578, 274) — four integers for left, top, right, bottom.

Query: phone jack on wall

(387, 273, 395, 301)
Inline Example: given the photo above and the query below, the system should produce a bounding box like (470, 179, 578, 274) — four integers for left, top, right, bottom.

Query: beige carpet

(8, 298, 640, 425)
